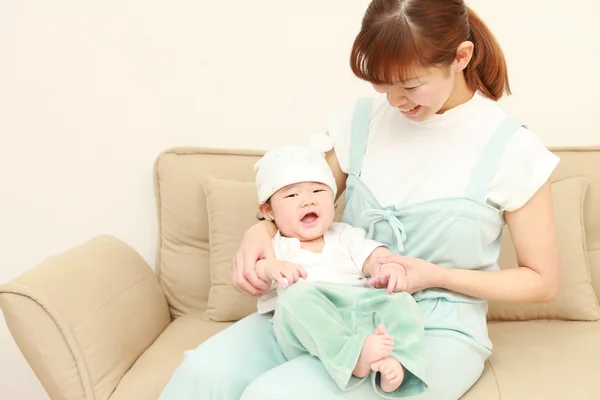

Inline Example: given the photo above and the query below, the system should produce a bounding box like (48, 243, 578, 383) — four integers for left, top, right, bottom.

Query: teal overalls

(158, 97, 521, 400)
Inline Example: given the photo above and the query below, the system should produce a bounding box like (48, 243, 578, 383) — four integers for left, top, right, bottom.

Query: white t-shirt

(256, 222, 384, 314)
(327, 92, 560, 212)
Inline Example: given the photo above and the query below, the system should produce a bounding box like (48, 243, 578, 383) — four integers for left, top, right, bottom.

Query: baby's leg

(274, 283, 392, 391)
(352, 324, 394, 378)
(369, 324, 406, 392)
(371, 356, 406, 393)
(363, 291, 428, 397)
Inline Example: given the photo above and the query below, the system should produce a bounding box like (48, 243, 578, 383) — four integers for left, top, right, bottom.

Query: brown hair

(350, 0, 511, 100)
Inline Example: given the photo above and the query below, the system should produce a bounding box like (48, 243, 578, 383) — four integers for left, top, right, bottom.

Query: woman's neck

(438, 72, 475, 114)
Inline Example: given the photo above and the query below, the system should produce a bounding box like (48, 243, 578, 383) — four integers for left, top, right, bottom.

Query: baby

(253, 142, 428, 397)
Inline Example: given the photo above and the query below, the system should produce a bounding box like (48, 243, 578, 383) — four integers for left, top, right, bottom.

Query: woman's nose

(387, 92, 409, 108)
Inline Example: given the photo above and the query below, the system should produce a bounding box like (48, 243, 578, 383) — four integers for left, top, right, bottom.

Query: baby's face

(265, 182, 335, 241)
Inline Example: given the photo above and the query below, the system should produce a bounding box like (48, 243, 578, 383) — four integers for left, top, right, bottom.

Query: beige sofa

(1, 146, 599, 400)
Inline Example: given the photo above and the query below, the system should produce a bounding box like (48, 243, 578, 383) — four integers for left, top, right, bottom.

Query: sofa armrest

(0, 235, 171, 400)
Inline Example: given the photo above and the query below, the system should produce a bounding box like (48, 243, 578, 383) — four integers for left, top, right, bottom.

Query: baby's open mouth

(301, 212, 319, 224)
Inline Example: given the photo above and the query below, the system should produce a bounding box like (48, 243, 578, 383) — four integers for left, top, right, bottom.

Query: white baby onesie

(256, 222, 385, 314)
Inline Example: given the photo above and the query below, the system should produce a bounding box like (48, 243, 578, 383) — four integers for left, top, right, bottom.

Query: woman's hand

(231, 221, 277, 297)
(366, 262, 408, 294)
(373, 254, 443, 294)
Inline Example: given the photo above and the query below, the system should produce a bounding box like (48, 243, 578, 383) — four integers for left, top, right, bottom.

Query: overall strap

(466, 117, 525, 202)
(347, 97, 374, 177)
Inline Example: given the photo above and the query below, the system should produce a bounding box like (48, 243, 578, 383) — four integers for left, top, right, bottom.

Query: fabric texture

(203, 178, 260, 322)
(254, 143, 337, 204)
(273, 283, 428, 398)
(488, 175, 600, 321)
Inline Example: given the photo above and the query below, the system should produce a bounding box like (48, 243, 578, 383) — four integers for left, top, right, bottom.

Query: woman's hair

(350, 0, 511, 100)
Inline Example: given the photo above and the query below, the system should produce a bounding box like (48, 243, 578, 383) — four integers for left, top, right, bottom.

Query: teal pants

(158, 297, 492, 400)
(273, 283, 427, 398)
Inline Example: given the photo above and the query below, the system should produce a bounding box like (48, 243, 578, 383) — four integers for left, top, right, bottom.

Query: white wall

(0, 1, 598, 398)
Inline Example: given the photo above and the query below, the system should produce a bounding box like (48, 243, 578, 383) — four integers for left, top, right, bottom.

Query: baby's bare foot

(352, 326, 393, 378)
(371, 357, 405, 393)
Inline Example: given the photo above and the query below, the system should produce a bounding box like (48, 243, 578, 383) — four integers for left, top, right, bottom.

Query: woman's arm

(379, 180, 560, 302)
(324, 134, 348, 202)
(435, 179, 560, 302)
(231, 220, 278, 296)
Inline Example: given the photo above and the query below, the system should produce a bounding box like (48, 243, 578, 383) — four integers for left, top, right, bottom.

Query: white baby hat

(254, 133, 336, 204)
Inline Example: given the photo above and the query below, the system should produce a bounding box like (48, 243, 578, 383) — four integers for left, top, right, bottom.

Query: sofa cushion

(486, 320, 600, 399)
(460, 360, 500, 400)
(488, 175, 600, 321)
(203, 178, 260, 322)
(111, 317, 600, 400)
(549, 148, 600, 303)
(154, 148, 263, 318)
(110, 314, 232, 400)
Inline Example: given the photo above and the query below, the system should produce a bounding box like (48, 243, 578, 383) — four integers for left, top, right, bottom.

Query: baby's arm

(256, 237, 306, 288)
(256, 259, 306, 288)
(255, 235, 286, 284)
(334, 222, 390, 276)
(362, 246, 394, 276)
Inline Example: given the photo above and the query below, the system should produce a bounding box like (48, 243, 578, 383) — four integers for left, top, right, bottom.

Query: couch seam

(487, 359, 502, 400)
(71, 274, 154, 330)
(0, 289, 96, 400)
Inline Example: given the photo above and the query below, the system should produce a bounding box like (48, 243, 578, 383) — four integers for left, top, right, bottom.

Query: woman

(159, 0, 560, 399)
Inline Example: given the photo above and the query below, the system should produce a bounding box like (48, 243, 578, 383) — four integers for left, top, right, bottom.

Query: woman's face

(372, 66, 458, 122)
(371, 43, 474, 122)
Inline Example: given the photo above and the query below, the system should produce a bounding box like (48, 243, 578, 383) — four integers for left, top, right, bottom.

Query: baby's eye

(313, 189, 325, 193)
(285, 193, 298, 198)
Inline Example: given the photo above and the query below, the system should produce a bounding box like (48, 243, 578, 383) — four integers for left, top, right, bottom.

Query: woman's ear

(258, 203, 274, 221)
(452, 40, 474, 72)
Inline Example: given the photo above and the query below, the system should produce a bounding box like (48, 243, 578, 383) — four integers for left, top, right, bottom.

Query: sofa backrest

(153, 146, 600, 318)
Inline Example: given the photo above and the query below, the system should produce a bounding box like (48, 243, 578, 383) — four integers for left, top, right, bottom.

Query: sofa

(1, 145, 599, 400)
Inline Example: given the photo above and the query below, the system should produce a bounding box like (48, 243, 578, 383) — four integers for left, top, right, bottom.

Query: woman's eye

(403, 86, 418, 92)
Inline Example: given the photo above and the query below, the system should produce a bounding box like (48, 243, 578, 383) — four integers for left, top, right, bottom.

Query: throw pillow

(203, 178, 260, 322)
(487, 175, 600, 321)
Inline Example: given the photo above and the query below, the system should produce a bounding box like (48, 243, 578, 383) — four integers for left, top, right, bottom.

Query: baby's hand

(366, 262, 407, 294)
(257, 259, 307, 288)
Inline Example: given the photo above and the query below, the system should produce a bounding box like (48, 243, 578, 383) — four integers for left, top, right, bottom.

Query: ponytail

(465, 7, 511, 100)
